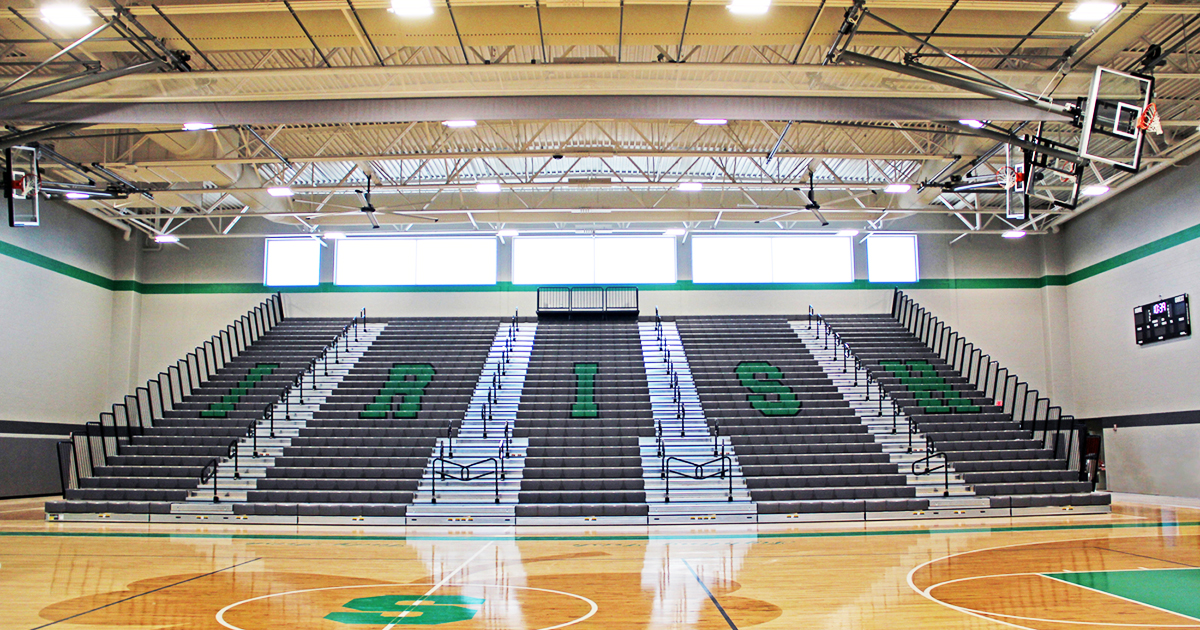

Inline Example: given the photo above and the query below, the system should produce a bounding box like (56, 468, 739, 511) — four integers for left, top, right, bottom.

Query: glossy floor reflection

(2, 497, 1198, 630)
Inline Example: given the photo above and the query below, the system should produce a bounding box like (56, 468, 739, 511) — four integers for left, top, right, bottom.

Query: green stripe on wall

(3, 220, 1199, 294)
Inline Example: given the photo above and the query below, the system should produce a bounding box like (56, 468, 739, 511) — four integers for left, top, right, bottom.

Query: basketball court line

(384, 542, 493, 630)
(682, 559, 739, 630)
(5, 517, 1198, 543)
(1093, 545, 1198, 567)
(1041, 570, 1200, 624)
(28, 557, 261, 630)
(909, 535, 1200, 630)
(924, 570, 1200, 627)
(215, 582, 598, 630)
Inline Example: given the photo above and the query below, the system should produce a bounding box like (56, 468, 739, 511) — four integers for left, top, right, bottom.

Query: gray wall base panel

(1, 437, 63, 499)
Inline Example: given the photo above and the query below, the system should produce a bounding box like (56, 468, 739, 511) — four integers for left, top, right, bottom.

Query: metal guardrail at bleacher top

(536, 286, 639, 316)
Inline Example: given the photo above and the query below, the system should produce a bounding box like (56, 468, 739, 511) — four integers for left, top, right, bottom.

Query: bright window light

(595, 237, 676, 284)
(267, 187, 294, 197)
(694, 119, 728, 125)
(1081, 184, 1110, 196)
(866, 234, 918, 283)
(678, 182, 703, 192)
(476, 182, 502, 193)
(442, 120, 476, 128)
(335, 237, 497, 285)
(415, 238, 497, 285)
(728, 0, 771, 15)
(154, 234, 180, 244)
(323, 231, 346, 240)
(836, 229, 859, 237)
(663, 227, 687, 237)
(497, 229, 519, 237)
(390, 0, 433, 17)
(692, 236, 854, 284)
(512, 236, 676, 284)
(336, 238, 415, 285)
(884, 183, 912, 194)
(772, 236, 855, 283)
(182, 122, 215, 131)
(513, 237, 595, 284)
(692, 237, 773, 283)
(41, 3, 90, 27)
(1002, 230, 1027, 239)
(1069, 2, 1117, 22)
(959, 119, 986, 129)
(265, 238, 320, 286)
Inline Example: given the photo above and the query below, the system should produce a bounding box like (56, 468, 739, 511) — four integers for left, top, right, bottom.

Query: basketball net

(1137, 103, 1163, 135)
(998, 166, 1022, 190)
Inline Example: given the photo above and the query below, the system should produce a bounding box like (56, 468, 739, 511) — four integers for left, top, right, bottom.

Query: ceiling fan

(291, 179, 438, 228)
(355, 178, 438, 229)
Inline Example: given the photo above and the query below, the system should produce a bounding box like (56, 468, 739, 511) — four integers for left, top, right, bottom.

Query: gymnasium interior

(2, 1, 1199, 628)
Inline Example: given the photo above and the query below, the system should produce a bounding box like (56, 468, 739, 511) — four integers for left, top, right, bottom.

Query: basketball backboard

(1024, 133, 1082, 213)
(1079, 67, 1155, 173)
(5, 146, 39, 227)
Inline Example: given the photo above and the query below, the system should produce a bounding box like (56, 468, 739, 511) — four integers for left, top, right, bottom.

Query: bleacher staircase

(638, 318, 755, 524)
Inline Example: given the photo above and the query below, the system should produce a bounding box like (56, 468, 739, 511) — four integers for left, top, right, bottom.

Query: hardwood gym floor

(1, 496, 1197, 630)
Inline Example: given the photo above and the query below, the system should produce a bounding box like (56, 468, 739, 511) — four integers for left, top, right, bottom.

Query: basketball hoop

(998, 166, 1023, 190)
(1137, 102, 1163, 135)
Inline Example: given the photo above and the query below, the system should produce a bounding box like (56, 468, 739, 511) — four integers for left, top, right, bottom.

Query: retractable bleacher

(233, 317, 498, 522)
(514, 321, 653, 520)
(822, 314, 1109, 514)
(676, 316, 927, 520)
(46, 318, 350, 519)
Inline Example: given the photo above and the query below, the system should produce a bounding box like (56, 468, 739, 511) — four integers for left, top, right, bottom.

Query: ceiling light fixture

(1069, 2, 1118, 22)
(678, 182, 703, 192)
(182, 122, 215, 131)
(1081, 184, 1110, 196)
(727, 0, 771, 15)
(1002, 230, 1026, 239)
(442, 120, 476, 128)
(65, 192, 90, 200)
(836, 229, 860, 237)
(663, 228, 687, 236)
(496, 229, 519, 237)
(40, 3, 90, 27)
(694, 119, 728, 125)
(959, 119, 987, 129)
(389, 0, 434, 17)
(323, 231, 346, 240)
(154, 234, 180, 244)
(476, 182, 502, 193)
(884, 183, 912, 194)
(267, 187, 294, 197)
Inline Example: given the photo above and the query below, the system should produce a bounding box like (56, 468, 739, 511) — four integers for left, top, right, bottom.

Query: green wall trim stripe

(5, 217, 1200, 294)
(0, 239, 115, 290)
(0, 518, 1195, 542)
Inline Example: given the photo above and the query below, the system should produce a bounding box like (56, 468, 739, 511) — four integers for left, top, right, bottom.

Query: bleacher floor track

(3, 495, 1198, 630)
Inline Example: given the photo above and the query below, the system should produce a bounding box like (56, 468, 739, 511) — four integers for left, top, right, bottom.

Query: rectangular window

(335, 237, 497, 285)
(512, 236, 676, 284)
(264, 238, 320, 286)
(692, 235, 854, 283)
(866, 234, 919, 283)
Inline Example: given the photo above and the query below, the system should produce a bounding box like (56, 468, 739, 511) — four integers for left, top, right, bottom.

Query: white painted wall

(0, 201, 120, 424)
(1061, 158, 1200, 498)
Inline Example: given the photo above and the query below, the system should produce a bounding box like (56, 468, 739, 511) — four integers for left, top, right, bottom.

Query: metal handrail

(911, 451, 950, 497)
(662, 455, 733, 503)
(430, 456, 502, 504)
(200, 457, 220, 503)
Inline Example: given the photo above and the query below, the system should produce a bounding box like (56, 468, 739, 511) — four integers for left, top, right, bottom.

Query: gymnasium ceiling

(3, 0, 1200, 241)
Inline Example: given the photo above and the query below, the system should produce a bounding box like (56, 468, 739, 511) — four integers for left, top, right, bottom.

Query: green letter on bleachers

(381, 363, 435, 419)
(572, 362, 599, 418)
(735, 361, 801, 416)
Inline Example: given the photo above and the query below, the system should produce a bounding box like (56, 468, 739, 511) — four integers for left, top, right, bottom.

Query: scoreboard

(1134, 294, 1190, 346)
